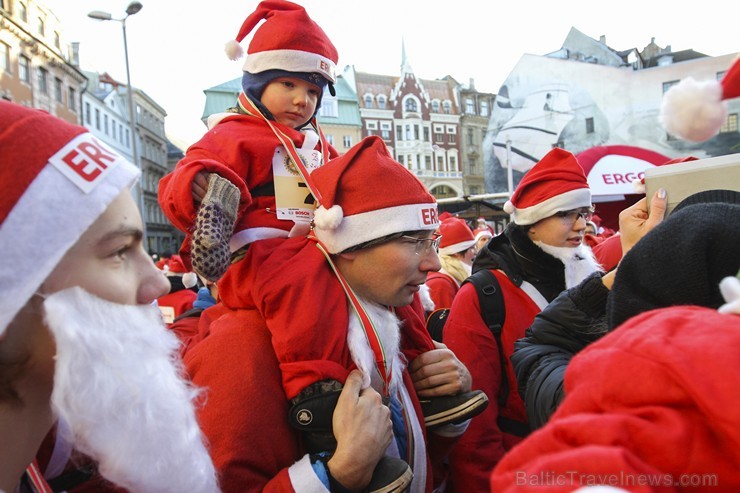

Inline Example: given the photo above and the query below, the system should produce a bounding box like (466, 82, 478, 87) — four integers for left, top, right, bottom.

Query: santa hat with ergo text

(503, 147, 591, 225)
(660, 57, 740, 142)
(313, 136, 439, 253)
(0, 101, 139, 336)
(225, 0, 338, 86)
(438, 217, 476, 255)
(164, 255, 198, 289)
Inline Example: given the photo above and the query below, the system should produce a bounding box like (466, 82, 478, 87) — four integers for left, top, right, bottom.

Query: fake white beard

(43, 287, 220, 493)
(346, 299, 405, 395)
(533, 241, 603, 288)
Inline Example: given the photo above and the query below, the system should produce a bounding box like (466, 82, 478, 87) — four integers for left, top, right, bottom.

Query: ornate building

(0, 0, 85, 122)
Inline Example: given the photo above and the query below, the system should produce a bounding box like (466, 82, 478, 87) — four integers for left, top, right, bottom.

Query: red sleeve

(441, 281, 507, 492)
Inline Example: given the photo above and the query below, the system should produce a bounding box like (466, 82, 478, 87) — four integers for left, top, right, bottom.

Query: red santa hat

(164, 254, 198, 289)
(225, 0, 338, 84)
(660, 57, 740, 142)
(503, 147, 591, 225)
(438, 217, 476, 256)
(474, 228, 493, 242)
(312, 136, 439, 253)
(0, 101, 139, 336)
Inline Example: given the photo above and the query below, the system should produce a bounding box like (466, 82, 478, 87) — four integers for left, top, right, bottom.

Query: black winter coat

(511, 271, 609, 429)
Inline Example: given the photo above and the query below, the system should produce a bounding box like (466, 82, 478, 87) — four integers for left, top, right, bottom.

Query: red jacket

(158, 113, 338, 269)
(442, 269, 539, 493)
(184, 305, 457, 492)
(491, 306, 740, 492)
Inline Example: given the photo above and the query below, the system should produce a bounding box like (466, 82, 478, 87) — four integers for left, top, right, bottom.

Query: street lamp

(88, 2, 147, 240)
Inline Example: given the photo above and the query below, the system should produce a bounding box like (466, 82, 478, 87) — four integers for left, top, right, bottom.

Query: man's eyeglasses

(399, 233, 442, 255)
(554, 207, 594, 223)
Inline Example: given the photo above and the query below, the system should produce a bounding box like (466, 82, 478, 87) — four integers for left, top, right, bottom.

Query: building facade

(350, 54, 464, 199)
(0, 0, 85, 122)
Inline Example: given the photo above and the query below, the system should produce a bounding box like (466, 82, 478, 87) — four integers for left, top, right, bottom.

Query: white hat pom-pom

(660, 77, 725, 142)
(225, 40, 244, 61)
(503, 200, 515, 215)
(182, 272, 198, 289)
(314, 205, 344, 230)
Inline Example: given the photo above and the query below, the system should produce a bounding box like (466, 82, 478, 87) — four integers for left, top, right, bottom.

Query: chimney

(71, 42, 80, 67)
(599, 35, 606, 44)
(469, 78, 475, 90)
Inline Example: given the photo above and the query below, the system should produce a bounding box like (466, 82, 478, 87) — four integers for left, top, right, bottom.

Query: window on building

(318, 98, 338, 117)
(423, 127, 430, 141)
(19, 55, 29, 82)
(112, 120, 116, 139)
(405, 124, 412, 140)
(325, 134, 334, 145)
(720, 113, 738, 133)
(443, 101, 451, 114)
(468, 158, 477, 174)
(396, 125, 403, 141)
(343, 135, 352, 148)
(716, 71, 726, 81)
(432, 100, 440, 113)
(19, 2, 27, 22)
(448, 133, 456, 144)
(480, 100, 489, 117)
(37, 67, 48, 94)
(414, 125, 420, 140)
(425, 156, 432, 170)
(68, 87, 76, 111)
(366, 120, 378, 130)
(0, 42, 9, 74)
(95, 108, 100, 130)
(54, 31, 60, 50)
(467, 128, 474, 145)
(662, 80, 679, 94)
(36, 16, 45, 36)
(585, 117, 594, 134)
(405, 98, 417, 112)
(85, 102, 91, 123)
(450, 156, 457, 171)
(436, 155, 444, 170)
(125, 128, 130, 147)
(54, 77, 63, 102)
(380, 122, 391, 140)
(465, 98, 474, 114)
(377, 95, 386, 109)
(364, 94, 373, 108)
(104, 114, 109, 135)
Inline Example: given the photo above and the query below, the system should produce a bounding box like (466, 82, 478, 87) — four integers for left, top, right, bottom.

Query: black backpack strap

(425, 308, 449, 343)
(462, 270, 508, 408)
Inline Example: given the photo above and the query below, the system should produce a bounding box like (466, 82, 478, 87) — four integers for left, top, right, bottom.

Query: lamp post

(88, 2, 147, 241)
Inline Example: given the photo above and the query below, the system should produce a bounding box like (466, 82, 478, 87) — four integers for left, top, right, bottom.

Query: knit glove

(191, 174, 240, 282)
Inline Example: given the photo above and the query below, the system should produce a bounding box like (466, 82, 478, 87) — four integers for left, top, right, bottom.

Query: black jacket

(511, 271, 609, 429)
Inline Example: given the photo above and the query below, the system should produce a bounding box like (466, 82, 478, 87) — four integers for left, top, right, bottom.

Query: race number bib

(272, 132, 323, 222)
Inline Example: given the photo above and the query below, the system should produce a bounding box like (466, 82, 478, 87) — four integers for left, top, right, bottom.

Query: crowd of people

(2, 1, 738, 492)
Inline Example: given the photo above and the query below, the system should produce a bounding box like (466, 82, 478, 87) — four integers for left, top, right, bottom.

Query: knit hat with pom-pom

(659, 57, 740, 142)
(312, 136, 439, 253)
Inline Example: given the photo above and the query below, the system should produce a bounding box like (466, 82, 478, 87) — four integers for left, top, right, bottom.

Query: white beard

(534, 241, 603, 288)
(346, 299, 405, 395)
(43, 287, 220, 493)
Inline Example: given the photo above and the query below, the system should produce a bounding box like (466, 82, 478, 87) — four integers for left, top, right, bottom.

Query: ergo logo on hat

(49, 134, 122, 193)
(420, 206, 439, 226)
